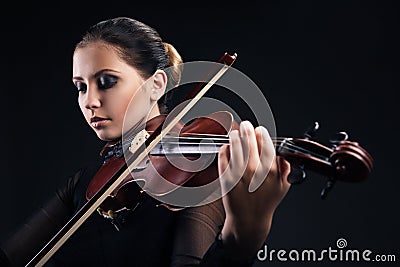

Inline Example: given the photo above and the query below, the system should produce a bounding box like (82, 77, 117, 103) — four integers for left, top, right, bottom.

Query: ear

(150, 69, 167, 101)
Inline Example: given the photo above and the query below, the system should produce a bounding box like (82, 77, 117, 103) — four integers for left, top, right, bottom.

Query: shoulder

(57, 157, 104, 212)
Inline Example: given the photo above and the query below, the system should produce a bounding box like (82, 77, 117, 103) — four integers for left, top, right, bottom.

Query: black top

(0, 153, 257, 267)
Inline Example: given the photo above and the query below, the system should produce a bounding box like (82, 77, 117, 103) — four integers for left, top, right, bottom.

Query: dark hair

(75, 17, 182, 113)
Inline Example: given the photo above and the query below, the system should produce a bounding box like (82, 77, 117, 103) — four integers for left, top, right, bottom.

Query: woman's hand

(218, 120, 291, 259)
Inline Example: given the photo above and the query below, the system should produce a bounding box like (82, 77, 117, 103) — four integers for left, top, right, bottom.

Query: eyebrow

(72, 69, 121, 81)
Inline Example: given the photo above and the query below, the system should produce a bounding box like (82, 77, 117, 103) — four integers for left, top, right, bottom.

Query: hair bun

(163, 42, 183, 88)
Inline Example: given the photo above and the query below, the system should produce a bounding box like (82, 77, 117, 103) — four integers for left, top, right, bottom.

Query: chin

(95, 129, 122, 142)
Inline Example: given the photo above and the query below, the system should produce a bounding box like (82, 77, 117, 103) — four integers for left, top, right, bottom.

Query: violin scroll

(330, 140, 373, 183)
(277, 127, 373, 198)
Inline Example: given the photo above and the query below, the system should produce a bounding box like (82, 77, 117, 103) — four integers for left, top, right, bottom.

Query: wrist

(200, 226, 257, 266)
(220, 216, 272, 260)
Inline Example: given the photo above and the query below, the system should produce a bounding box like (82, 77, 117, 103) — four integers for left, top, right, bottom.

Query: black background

(0, 1, 398, 266)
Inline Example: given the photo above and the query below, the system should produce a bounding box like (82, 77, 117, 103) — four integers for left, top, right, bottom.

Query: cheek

(120, 89, 150, 127)
(78, 98, 83, 109)
(119, 86, 144, 111)
(78, 98, 88, 116)
(110, 91, 133, 117)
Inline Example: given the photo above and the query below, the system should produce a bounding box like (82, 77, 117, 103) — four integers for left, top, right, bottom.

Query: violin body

(87, 111, 239, 215)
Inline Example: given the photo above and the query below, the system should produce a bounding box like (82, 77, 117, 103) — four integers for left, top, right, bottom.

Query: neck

(147, 103, 161, 120)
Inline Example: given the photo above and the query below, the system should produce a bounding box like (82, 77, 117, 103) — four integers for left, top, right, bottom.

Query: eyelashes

(74, 75, 118, 93)
(97, 75, 118, 90)
(75, 81, 87, 92)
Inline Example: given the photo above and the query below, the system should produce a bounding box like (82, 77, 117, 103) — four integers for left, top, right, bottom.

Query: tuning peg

(287, 165, 307, 184)
(320, 178, 336, 199)
(329, 131, 349, 145)
(304, 121, 319, 139)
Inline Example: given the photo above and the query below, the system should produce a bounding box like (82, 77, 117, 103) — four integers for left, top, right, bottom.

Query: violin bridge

(129, 129, 150, 154)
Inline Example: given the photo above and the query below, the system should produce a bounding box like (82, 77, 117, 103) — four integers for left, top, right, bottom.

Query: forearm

(220, 213, 272, 260)
(170, 199, 268, 267)
(198, 216, 273, 267)
(0, 193, 71, 267)
(198, 225, 262, 267)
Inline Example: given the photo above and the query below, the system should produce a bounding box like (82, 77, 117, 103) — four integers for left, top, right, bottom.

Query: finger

(240, 121, 260, 176)
(256, 126, 276, 173)
(226, 129, 245, 183)
(218, 144, 230, 176)
(229, 129, 243, 167)
(218, 144, 234, 192)
(277, 156, 292, 187)
(248, 126, 276, 192)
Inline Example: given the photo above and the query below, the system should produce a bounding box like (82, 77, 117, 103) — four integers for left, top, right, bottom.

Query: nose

(83, 86, 101, 110)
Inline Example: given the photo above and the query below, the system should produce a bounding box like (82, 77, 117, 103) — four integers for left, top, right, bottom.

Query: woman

(0, 17, 291, 266)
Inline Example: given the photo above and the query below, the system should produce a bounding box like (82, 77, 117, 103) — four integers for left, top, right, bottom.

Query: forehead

(72, 42, 132, 78)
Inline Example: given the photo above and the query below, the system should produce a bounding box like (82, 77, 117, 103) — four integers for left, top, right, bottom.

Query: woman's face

(72, 42, 157, 141)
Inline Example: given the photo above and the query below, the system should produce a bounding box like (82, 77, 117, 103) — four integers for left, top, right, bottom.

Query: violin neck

(149, 140, 283, 156)
(150, 142, 223, 156)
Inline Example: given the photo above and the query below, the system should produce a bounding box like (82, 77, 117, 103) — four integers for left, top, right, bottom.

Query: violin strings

(159, 137, 319, 157)
(147, 131, 293, 140)
(122, 131, 328, 161)
(157, 137, 327, 160)
(159, 134, 292, 142)
(162, 133, 291, 141)
(155, 142, 327, 161)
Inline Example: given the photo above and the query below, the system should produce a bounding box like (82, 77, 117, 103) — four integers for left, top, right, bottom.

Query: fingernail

(229, 129, 238, 138)
(240, 121, 252, 132)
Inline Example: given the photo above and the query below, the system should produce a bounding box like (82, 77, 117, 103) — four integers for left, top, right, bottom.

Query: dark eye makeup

(97, 75, 118, 90)
(74, 74, 118, 93)
(75, 81, 87, 92)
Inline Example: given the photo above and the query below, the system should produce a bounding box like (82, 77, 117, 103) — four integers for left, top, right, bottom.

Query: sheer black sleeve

(170, 199, 257, 267)
(0, 169, 83, 267)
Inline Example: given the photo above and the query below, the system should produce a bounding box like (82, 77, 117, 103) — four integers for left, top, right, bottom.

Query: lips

(90, 116, 109, 123)
(90, 116, 111, 128)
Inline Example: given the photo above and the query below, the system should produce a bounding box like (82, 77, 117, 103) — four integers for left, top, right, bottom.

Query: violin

(26, 52, 373, 266)
(88, 111, 373, 218)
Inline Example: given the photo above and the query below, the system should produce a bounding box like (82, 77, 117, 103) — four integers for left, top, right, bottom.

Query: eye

(98, 75, 118, 90)
(74, 81, 87, 92)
